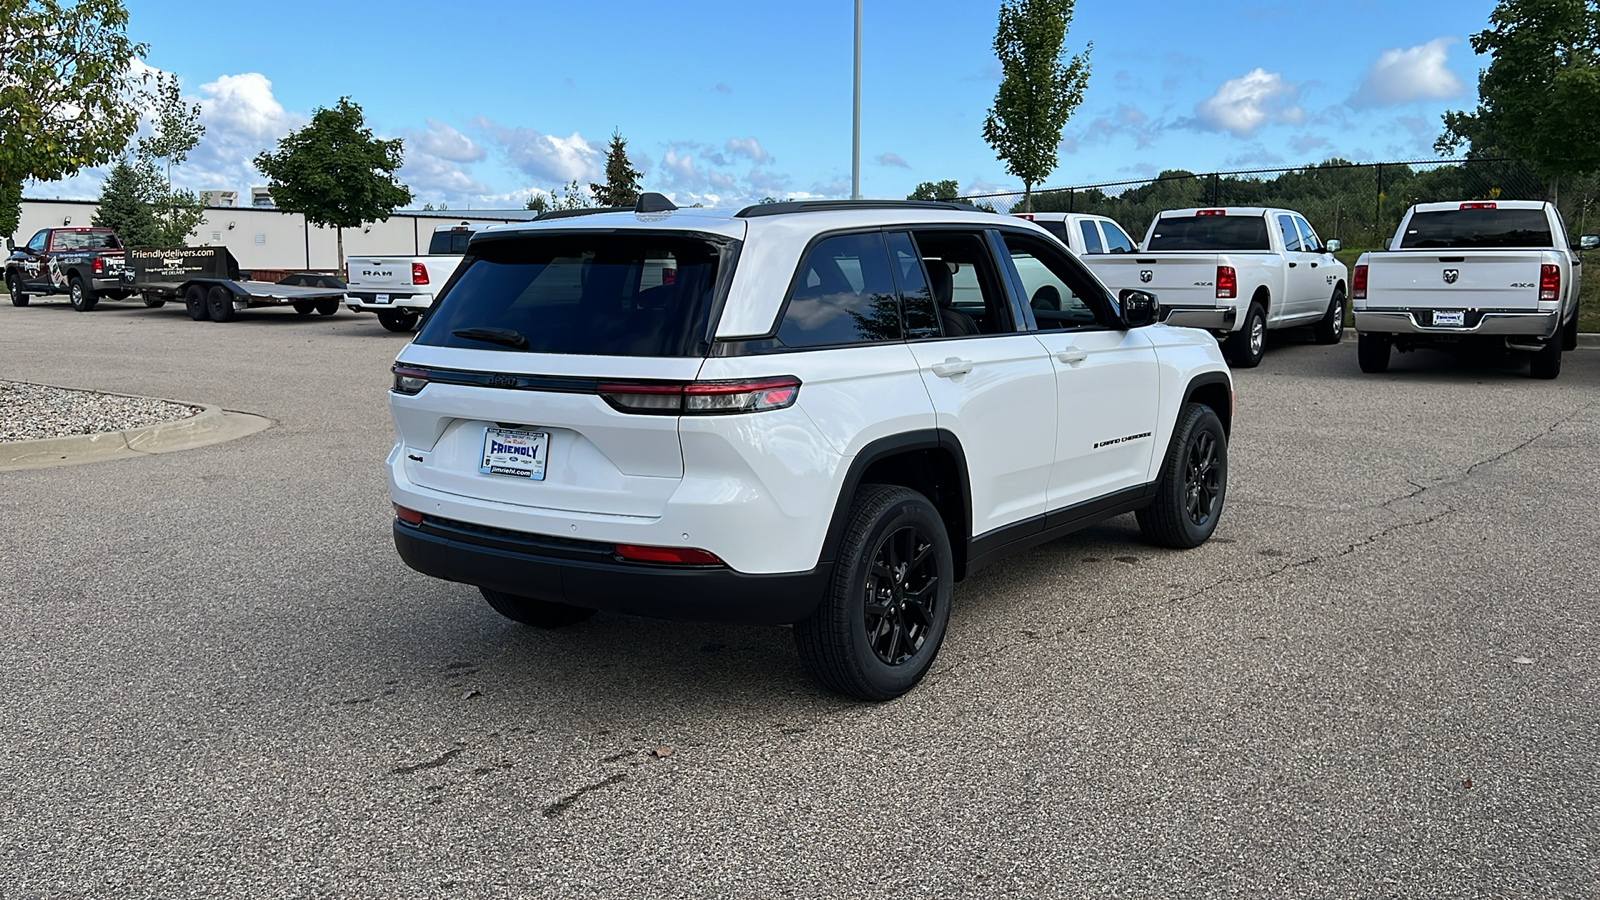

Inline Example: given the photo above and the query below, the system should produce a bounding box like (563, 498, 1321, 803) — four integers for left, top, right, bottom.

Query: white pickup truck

(1011, 212, 1139, 256)
(1353, 200, 1585, 379)
(344, 223, 487, 331)
(1086, 207, 1349, 367)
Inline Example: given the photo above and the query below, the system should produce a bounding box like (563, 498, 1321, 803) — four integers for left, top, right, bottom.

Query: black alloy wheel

(1184, 428, 1222, 529)
(862, 523, 942, 666)
(1137, 402, 1228, 549)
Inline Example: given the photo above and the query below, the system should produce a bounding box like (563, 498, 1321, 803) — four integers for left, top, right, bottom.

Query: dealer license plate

(374, 293, 391, 304)
(1432, 310, 1465, 327)
(480, 427, 548, 480)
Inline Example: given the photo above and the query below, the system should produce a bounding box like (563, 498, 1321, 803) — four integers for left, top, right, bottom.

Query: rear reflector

(1460, 202, 1497, 210)
(1353, 264, 1368, 300)
(411, 262, 429, 285)
(1215, 265, 1237, 299)
(1540, 264, 1560, 301)
(393, 503, 423, 525)
(615, 544, 723, 565)
(599, 376, 801, 415)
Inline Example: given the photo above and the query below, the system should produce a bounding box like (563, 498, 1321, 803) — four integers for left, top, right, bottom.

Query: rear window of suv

(1399, 208, 1554, 249)
(415, 233, 727, 357)
(1146, 215, 1271, 251)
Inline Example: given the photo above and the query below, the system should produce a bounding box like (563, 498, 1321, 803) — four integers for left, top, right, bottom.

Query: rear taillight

(615, 544, 723, 566)
(92, 257, 104, 275)
(411, 262, 429, 285)
(599, 376, 801, 415)
(1353, 265, 1368, 300)
(393, 503, 423, 525)
(1215, 265, 1237, 299)
(391, 365, 430, 394)
(662, 268, 676, 285)
(1540, 264, 1560, 301)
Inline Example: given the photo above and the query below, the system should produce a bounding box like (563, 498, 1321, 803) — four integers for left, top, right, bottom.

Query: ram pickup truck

(5, 227, 129, 310)
(344, 223, 488, 332)
(1012, 212, 1139, 256)
(1086, 207, 1349, 367)
(1352, 201, 1585, 379)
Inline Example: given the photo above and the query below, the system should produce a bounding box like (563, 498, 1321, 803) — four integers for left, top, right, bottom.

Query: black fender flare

(816, 428, 972, 568)
(1180, 371, 1233, 433)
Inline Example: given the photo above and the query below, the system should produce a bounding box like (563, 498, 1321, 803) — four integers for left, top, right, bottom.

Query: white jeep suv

(388, 195, 1234, 700)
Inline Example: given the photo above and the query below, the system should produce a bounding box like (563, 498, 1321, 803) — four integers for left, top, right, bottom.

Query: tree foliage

(981, 0, 1091, 211)
(91, 156, 204, 248)
(906, 179, 998, 212)
(136, 71, 203, 182)
(525, 180, 592, 213)
(1438, 0, 1600, 185)
(0, 0, 148, 235)
(590, 130, 642, 208)
(254, 97, 412, 267)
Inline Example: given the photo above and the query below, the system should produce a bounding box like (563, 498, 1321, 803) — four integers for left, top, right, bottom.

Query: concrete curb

(0, 402, 274, 471)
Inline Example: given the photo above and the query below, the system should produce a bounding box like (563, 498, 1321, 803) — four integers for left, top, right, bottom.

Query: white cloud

(179, 72, 306, 191)
(405, 119, 485, 163)
(478, 120, 602, 184)
(1350, 38, 1464, 108)
(724, 136, 772, 164)
(1193, 69, 1302, 137)
(877, 153, 909, 168)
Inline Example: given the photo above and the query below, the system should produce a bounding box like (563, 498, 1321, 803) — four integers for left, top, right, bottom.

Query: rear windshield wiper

(452, 327, 529, 350)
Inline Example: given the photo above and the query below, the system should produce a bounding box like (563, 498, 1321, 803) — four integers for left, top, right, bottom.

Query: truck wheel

(314, 299, 339, 316)
(1562, 309, 1579, 352)
(1224, 302, 1266, 368)
(142, 294, 166, 309)
(1529, 336, 1562, 380)
(184, 285, 211, 320)
(479, 587, 595, 627)
(1137, 402, 1228, 549)
(794, 484, 954, 701)
(6, 273, 27, 307)
(291, 301, 316, 316)
(1313, 288, 1346, 344)
(69, 275, 98, 312)
(377, 309, 420, 332)
(1357, 332, 1391, 373)
(206, 285, 236, 322)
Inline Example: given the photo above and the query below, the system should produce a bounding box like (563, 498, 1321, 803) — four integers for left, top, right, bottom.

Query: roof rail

(533, 206, 630, 221)
(735, 199, 971, 218)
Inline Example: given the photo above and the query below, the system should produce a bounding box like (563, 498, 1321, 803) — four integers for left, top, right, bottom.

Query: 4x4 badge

(1442, 269, 1459, 284)
(1139, 269, 1153, 283)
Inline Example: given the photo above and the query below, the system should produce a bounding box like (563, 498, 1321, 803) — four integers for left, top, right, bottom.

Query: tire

(142, 294, 166, 309)
(68, 275, 97, 312)
(1313, 288, 1346, 344)
(794, 484, 954, 701)
(1357, 332, 1390, 373)
(479, 587, 595, 628)
(292, 301, 316, 316)
(314, 298, 339, 316)
(184, 285, 211, 321)
(1562, 309, 1579, 352)
(377, 309, 420, 332)
(1224, 301, 1266, 368)
(6, 273, 27, 307)
(1529, 335, 1562, 380)
(206, 285, 236, 322)
(1137, 403, 1228, 549)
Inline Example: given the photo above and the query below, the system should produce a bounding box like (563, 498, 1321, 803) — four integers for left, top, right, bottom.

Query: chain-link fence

(968, 159, 1600, 250)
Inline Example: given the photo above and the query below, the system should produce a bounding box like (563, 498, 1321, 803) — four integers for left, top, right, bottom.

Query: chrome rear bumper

(1354, 309, 1559, 339)
(1160, 305, 1237, 331)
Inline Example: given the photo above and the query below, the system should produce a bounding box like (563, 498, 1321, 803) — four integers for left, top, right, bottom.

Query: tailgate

(346, 257, 419, 291)
(1086, 254, 1225, 306)
(1366, 251, 1552, 311)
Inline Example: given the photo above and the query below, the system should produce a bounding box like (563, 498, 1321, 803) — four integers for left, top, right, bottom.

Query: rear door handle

(1288, 262, 1298, 268)
(1054, 347, 1088, 365)
(1310, 262, 1319, 268)
(930, 358, 974, 378)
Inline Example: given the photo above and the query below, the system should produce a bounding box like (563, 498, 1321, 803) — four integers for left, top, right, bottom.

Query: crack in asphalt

(543, 773, 629, 818)
(389, 747, 465, 776)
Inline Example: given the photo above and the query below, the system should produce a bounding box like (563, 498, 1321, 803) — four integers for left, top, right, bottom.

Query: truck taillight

(1353, 265, 1368, 300)
(411, 262, 429, 285)
(1216, 266, 1237, 299)
(92, 258, 104, 275)
(599, 376, 802, 415)
(1540, 264, 1560, 301)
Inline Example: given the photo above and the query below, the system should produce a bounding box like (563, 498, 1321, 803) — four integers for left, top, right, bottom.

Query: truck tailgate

(346, 257, 419, 292)
(1086, 254, 1225, 307)
(1366, 251, 1553, 311)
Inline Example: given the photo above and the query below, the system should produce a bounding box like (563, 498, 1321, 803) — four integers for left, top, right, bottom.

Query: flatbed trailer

(122, 247, 348, 322)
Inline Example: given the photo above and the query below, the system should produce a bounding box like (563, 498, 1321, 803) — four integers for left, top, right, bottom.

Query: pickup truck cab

(1353, 201, 1584, 379)
(344, 223, 488, 332)
(5, 227, 129, 310)
(1086, 207, 1349, 367)
(1011, 212, 1139, 256)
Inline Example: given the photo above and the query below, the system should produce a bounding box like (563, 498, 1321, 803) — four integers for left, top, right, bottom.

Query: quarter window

(776, 232, 902, 348)
(886, 232, 940, 338)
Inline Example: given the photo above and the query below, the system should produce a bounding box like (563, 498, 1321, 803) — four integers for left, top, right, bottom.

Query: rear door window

(909, 230, 1016, 336)
(414, 233, 727, 357)
(1077, 220, 1104, 254)
(776, 232, 902, 347)
(1399, 208, 1554, 248)
(1146, 215, 1271, 251)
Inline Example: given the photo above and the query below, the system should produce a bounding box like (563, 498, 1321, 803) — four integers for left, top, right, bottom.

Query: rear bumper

(90, 276, 126, 295)
(1160, 305, 1237, 331)
(1354, 309, 1559, 339)
(347, 291, 433, 310)
(394, 518, 826, 625)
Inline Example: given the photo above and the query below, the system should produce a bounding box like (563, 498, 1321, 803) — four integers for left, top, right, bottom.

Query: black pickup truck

(5, 227, 131, 310)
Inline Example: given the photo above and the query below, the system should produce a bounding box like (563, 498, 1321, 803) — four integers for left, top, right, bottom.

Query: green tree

(253, 96, 412, 270)
(136, 71, 202, 184)
(907, 180, 963, 201)
(590, 130, 642, 207)
(91, 158, 161, 247)
(0, 0, 148, 235)
(1438, 0, 1600, 195)
(981, 0, 1092, 212)
(529, 180, 592, 213)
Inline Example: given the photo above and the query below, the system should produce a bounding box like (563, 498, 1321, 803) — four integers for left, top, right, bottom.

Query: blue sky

(36, 0, 1500, 210)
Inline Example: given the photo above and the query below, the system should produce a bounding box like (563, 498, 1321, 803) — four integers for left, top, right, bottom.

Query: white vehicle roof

(1406, 200, 1551, 213)
(1011, 212, 1118, 221)
(1157, 207, 1301, 218)
(431, 222, 491, 234)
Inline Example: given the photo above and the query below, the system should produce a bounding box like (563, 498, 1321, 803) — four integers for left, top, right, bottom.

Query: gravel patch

(0, 381, 202, 442)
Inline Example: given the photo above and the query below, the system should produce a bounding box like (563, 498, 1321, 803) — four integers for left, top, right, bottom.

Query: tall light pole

(851, 0, 861, 200)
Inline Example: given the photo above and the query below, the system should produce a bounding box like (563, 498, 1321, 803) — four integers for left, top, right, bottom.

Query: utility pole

(852, 0, 861, 200)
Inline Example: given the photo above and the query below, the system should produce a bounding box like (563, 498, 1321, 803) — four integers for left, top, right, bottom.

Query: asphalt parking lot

(2, 299, 1597, 899)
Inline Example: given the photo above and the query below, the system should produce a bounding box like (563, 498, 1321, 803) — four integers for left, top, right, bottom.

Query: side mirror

(1579, 235, 1599, 251)
(1118, 289, 1159, 328)
(1325, 238, 1342, 254)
